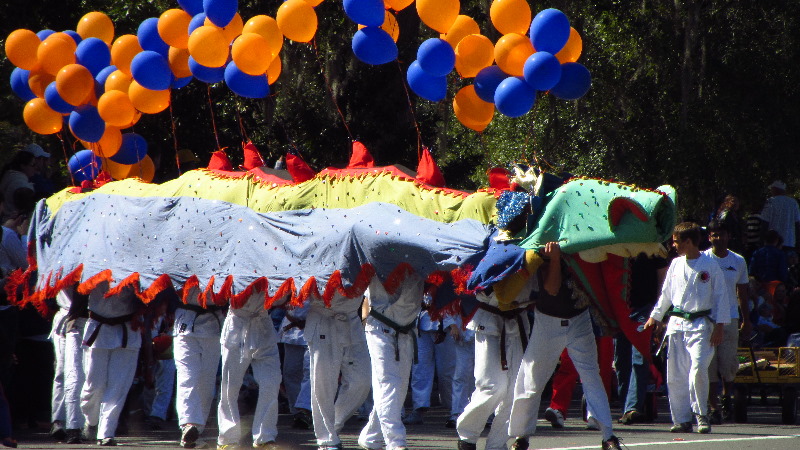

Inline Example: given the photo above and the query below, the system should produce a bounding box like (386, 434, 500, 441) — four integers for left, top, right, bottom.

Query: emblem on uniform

(699, 271, 710, 282)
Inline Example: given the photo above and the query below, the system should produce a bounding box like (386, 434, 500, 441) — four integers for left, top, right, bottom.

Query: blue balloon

(37, 29, 55, 40)
(63, 30, 82, 45)
(224, 62, 269, 98)
(417, 38, 455, 77)
(179, 0, 204, 16)
(523, 52, 562, 91)
(550, 63, 591, 100)
(407, 60, 447, 102)
(10, 68, 36, 101)
(189, 13, 207, 34)
(76, 38, 112, 77)
(95, 65, 118, 86)
(189, 56, 225, 83)
(474, 66, 509, 103)
(131, 51, 172, 91)
(172, 75, 193, 89)
(45, 82, 76, 114)
(203, 0, 238, 28)
(112, 133, 148, 164)
(344, 0, 385, 27)
(529, 8, 571, 54)
(352, 27, 397, 65)
(495, 77, 536, 118)
(68, 150, 102, 183)
(138, 18, 169, 56)
(69, 105, 105, 143)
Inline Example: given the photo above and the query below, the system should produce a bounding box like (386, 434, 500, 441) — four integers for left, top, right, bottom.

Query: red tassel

(384, 263, 415, 295)
(78, 269, 114, 295)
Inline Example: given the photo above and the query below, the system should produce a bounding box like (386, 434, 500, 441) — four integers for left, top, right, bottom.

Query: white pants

(217, 341, 281, 445)
(410, 331, 456, 410)
(51, 333, 66, 423)
(457, 332, 522, 450)
(174, 334, 220, 431)
(148, 359, 176, 420)
(451, 338, 475, 418)
(63, 327, 86, 429)
(309, 319, 371, 446)
(667, 329, 714, 423)
(509, 310, 613, 440)
(359, 328, 414, 450)
(80, 347, 138, 439)
(282, 344, 311, 413)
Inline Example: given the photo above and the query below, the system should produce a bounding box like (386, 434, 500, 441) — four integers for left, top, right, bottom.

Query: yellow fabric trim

(494, 250, 544, 310)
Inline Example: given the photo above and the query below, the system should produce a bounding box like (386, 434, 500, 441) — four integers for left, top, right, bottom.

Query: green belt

(667, 307, 712, 322)
(369, 309, 418, 364)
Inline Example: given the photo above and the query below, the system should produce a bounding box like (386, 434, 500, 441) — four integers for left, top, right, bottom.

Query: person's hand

(643, 317, 659, 330)
(542, 241, 561, 260)
(448, 323, 463, 342)
(710, 323, 725, 347)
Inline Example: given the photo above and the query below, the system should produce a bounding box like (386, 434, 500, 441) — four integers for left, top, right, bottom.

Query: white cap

(21, 143, 50, 158)
(769, 180, 787, 191)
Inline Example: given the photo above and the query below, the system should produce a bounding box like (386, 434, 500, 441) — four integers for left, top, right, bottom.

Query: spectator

(760, 180, 800, 251)
(0, 150, 37, 222)
(749, 230, 788, 283)
(19, 144, 55, 199)
(714, 195, 745, 255)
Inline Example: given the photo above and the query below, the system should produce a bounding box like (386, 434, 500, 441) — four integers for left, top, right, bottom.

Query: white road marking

(537, 434, 800, 449)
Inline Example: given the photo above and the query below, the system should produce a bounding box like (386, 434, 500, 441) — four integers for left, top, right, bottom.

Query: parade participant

(80, 282, 145, 446)
(216, 288, 281, 450)
(173, 286, 224, 449)
(144, 301, 176, 431)
(358, 272, 424, 450)
(60, 288, 89, 444)
(508, 242, 621, 450)
(644, 222, 729, 434)
(444, 312, 474, 429)
(306, 292, 371, 450)
(48, 290, 70, 441)
(704, 220, 749, 423)
(277, 302, 312, 430)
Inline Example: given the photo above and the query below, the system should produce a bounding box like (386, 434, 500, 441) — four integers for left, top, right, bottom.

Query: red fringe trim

(383, 263, 415, 295)
(181, 275, 200, 305)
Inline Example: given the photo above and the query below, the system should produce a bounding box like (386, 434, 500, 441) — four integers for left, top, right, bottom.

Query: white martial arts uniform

(278, 302, 311, 414)
(217, 291, 281, 447)
(409, 302, 455, 412)
(359, 274, 423, 450)
(50, 291, 71, 425)
(173, 288, 224, 433)
(457, 289, 530, 450)
(650, 254, 730, 424)
(444, 313, 475, 422)
(80, 283, 143, 440)
(58, 288, 88, 431)
(306, 292, 371, 448)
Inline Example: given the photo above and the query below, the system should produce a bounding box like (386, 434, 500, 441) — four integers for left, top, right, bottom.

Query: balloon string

(311, 38, 354, 141)
(235, 97, 250, 144)
(206, 85, 222, 151)
(57, 132, 76, 187)
(169, 102, 182, 176)
(394, 60, 422, 161)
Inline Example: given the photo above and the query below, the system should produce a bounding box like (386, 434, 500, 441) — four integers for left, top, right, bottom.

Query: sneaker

(586, 417, 600, 430)
(146, 415, 165, 430)
(511, 437, 529, 450)
(217, 445, 238, 450)
(618, 409, 644, 425)
(181, 424, 200, 448)
(50, 421, 66, 440)
(602, 435, 622, 450)
(292, 410, 312, 430)
(65, 428, 82, 444)
(318, 446, 342, 450)
(709, 409, 722, 425)
(544, 408, 565, 428)
(670, 422, 692, 433)
(696, 415, 711, 434)
(721, 395, 732, 421)
(98, 437, 117, 446)
(402, 409, 425, 425)
(253, 442, 280, 449)
(445, 417, 457, 428)
(83, 424, 98, 440)
(457, 440, 477, 450)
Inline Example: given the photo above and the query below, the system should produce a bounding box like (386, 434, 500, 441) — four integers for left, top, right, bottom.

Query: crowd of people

(1, 142, 800, 450)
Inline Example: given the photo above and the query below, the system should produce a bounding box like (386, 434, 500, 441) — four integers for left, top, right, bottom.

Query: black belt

(477, 303, 528, 371)
(369, 309, 418, 364)
(667, 308, 712, 322)
(176, 303, 223, 332)
(85, 312, 134, 348)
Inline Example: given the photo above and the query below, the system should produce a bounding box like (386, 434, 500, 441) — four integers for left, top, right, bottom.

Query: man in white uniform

(49, 290, 70, 440)
(277, 302, 312, 429)
(60, 288, 89, 444)
(645, 222, 729, 434)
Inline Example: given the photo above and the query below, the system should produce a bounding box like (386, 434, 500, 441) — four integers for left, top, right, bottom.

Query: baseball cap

(21, 143, 51, 158)
(769, 180, 787, 191)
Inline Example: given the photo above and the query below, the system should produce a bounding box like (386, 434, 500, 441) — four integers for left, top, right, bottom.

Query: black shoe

(98, 437, 117, 446)
(445, 418, 456, 428)
(457, 440, 477, 450)
(50, 421, 66, 440)
(602, 435, 622, 450)
(65, 429, 82, 444)
(181, 424, 199, 448)
(146, 415, 165, 430)
(292, 410, 312, 430)
(511, 437, 529, 450)
(670, 422, 692, 433)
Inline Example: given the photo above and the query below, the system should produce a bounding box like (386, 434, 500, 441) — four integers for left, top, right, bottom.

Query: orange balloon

(453, 85, 494, 132)
(158, 9, 192, 49)
(359, 11, 400, 42)
(28, 68, 55, 98)
(232, 34, 273, 76)
(128, 81, 170, 114)
(276, 0, 318, 43)
(56, 64, 94, 106)
(121, 111, 142, 129)
(555, 27, 583, 63)
(23, 98, 63, 134)
(188, 26, 230, 68)
(441, 15, 480, 47)
(455, 34, 495, 78)
(77, 11, 115, 45)
(5, 29, 41, 70)
(105, 70, 133, 93)
(303, 0, 325, 6)
(84, 126, 122, 158)
(417, 0, 460, 33)
(37, 33, 77, 76)
(267, 55, 282, 84)
(168, 47, 192, 78)
(111, 35, 143, 76)
(489, 0, 532, 35)
(385, 0, 414, 11)
(128, 155, 155, 182)
(243, 15, 283, 57)
(204, 13, 244, 43)
(494, 33, 533, 77)
(97, 90, 136, 127)
(103, 158, 133, 180)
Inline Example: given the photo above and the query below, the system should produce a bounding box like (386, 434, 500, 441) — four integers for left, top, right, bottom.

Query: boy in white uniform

(49, 290, 70, 440)
(645, 222, 729, 433)
(61, 288, 89, 444)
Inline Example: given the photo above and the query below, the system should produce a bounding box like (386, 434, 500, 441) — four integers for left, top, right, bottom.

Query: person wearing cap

(20, 144, 55, 199)
(0, 149, 37, 222)
(760, 180, 800, 250)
